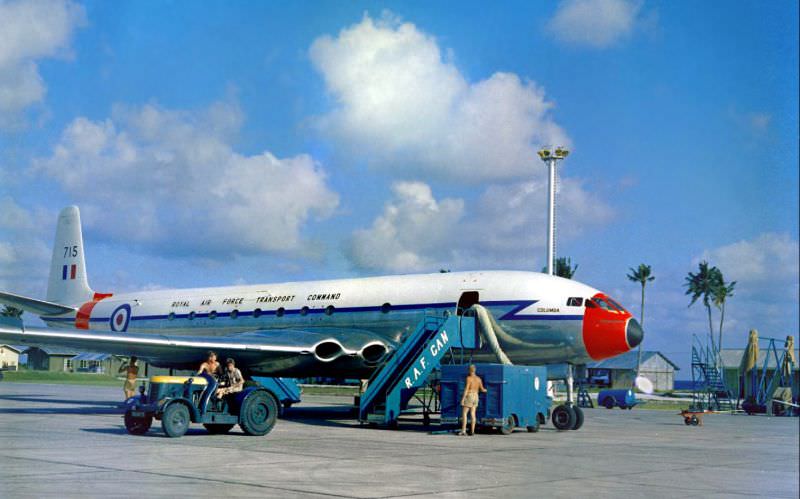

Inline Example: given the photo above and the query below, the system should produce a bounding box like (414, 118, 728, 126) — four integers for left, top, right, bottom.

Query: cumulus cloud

(0, 0, 85, 128)
(547, 0, 642, 48)
(33, 100, 339, 258)
(347, 179, 612, 273)
(347, 181, 464, 272)
(700, 233, 799, 284)
(471, 178, 614, 260)
(310, 13, 568, 182)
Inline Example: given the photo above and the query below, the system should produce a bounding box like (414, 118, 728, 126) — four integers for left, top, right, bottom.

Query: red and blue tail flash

(62, 264, 77, 280)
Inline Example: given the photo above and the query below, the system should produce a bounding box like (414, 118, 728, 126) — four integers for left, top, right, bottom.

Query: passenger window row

(165, 303, 394, 320)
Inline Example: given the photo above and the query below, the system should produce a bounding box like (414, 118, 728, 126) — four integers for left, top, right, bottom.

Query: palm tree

(542, 257, 578, 279)
(627, 264, 655, 328)
(627, 264, 654, 380)
(685, 261, 722, 352)
(711, 275, 735, 353)
(0, 306, 23, 318)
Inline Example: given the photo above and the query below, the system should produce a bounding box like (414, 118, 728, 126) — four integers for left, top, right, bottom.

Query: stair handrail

(359, 312, 447, 415)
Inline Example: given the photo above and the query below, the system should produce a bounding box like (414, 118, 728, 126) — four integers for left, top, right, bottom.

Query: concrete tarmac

(1, 382, 797, 498)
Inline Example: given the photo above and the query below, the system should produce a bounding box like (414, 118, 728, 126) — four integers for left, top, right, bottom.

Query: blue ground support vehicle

(252, 376, 302, 414)
(598, 388, 641, 409)
(440, 364, 550, 434)
(124, 374, 279, 437)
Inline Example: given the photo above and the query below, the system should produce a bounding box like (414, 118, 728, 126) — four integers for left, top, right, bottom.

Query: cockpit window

(567, 297, 583, 307)
(607, 298, 627, 313)
(585, 299, 597, 308)
(592, 297, 614, 311)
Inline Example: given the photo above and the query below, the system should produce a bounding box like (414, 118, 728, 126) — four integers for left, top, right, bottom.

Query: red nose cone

(582, 293, 633, 361)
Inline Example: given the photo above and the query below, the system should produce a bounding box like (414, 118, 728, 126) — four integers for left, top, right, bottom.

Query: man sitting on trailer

(459, 365, 487, 436)
(216, 358, 244, 399)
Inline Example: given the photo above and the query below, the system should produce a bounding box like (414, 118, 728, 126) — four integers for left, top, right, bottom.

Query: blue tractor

(124, 375, 278, 437)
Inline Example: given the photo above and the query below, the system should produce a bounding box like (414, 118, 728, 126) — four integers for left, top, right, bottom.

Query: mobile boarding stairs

(358, 311, 478, 427)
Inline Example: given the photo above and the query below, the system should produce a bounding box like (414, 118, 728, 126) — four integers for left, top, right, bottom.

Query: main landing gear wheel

(571, 406, 584, 430)
(239, 391, 278, 436)
(551, 404, 576, 431)
(124, 412, 152, 435)
(161, 403, 190, 438)
(499, 416, 515, 435)
(203, 423, 234, 434)
(690, 415, 699, 426)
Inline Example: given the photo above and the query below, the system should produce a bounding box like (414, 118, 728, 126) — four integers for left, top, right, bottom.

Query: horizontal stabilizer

(0, 291, 76, 316)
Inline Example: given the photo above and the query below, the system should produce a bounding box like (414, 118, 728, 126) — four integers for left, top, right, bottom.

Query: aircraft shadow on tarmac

(283, 405, 457, 433)
(0, 393, 123, 415)
(1, 394, 574, 433)
(79, 426, 247, 437)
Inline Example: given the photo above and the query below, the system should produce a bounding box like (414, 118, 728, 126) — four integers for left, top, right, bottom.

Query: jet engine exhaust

(359, 342, 389, 364)
(313, 340, 347, 362)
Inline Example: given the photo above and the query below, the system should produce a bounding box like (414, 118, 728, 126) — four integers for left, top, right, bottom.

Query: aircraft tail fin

(46, 206, 94, 306)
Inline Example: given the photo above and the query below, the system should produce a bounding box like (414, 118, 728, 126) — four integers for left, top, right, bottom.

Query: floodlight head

(537, 148, 551, 160)
(554, 147, 569, 159)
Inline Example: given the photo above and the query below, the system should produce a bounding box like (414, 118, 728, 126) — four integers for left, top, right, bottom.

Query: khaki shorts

(462, 392, 479, 408)
(124, 379, 136, 392)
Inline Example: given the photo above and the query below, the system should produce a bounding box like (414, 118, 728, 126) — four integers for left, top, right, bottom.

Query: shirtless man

(119, 356, 139, 399)
(196, 350, 221, 378)
(216, 358, 244, 399)
(459, 365, 487, 436)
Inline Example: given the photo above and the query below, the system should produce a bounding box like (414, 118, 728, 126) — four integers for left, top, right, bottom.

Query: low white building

(587, 350, 680, 391)
(0, 344, 23, 371)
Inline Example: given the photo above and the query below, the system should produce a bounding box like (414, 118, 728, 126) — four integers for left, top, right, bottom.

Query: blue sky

(1, 0, 798, 372)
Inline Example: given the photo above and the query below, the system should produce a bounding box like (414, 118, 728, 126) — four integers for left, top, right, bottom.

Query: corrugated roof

(71, 352, 112, 362)
(22, 345, 80, 356)
(720, 349, 798, 370)
(587, 350, 680, 370)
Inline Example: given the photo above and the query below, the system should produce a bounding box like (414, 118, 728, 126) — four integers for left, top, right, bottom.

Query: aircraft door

(456, 291, 479, 316)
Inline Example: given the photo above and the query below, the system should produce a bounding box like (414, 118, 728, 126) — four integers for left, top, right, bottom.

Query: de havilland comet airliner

(0, 206, 643, 377)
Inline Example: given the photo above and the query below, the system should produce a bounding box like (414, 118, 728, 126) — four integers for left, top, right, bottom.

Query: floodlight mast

(537, 147, 569, 276)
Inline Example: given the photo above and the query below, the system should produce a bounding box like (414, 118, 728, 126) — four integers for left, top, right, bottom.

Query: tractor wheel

(161, 403, 190, 438)
(239, 391, 278, 436)
(124, 411, 152, 435)
(499, 416, 515, 435)
(571, 406, 584, 430)
(203, 424, 234, 434)
(552, 404, 576, 431)
(526, 419, 540, 432)
(602, 397, 615, 409)
(684, 417, 691, 425)
(690, 416, 699, 426)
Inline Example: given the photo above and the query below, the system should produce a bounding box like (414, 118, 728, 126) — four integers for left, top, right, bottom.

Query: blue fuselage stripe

(43, 300, 584, 324)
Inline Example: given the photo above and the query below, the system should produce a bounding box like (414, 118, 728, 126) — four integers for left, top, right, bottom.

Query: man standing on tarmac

(459, 365, 487, 436)
(118, 355, 139, 400)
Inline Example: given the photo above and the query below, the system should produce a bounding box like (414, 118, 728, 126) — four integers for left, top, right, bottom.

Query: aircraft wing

(0, 291, 76, 316)
(0, 322, 390, 377)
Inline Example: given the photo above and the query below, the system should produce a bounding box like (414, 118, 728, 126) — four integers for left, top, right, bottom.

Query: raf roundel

(110, 304, 132, 332)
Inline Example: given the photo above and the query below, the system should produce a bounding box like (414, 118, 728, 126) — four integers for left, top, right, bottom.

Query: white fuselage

(44, 271, 601, 367)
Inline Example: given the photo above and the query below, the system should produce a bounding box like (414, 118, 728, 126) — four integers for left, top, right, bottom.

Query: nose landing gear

(551, 363, 585, 430)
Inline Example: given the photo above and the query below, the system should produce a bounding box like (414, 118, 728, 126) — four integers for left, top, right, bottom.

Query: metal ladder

(691, 336, 735, 411)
